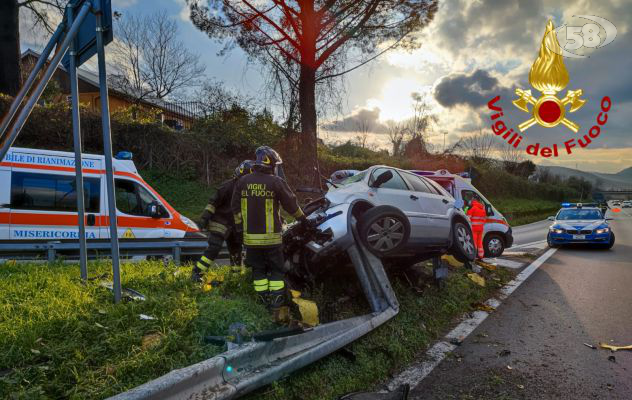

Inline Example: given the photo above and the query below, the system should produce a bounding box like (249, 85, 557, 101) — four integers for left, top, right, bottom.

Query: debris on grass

(467, 273, 486, 287)
(139, 314, 156, 320)
(472, 302, 495, 312)
(441, 255, 463, 268)
(476, 260, 497, 271)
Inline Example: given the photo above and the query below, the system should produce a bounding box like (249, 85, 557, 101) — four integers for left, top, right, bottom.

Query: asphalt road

(509, 219, 550, 247)
(410, 207, 632, 399)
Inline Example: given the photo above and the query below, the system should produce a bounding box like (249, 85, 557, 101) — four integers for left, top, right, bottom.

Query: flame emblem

(513, 20, 586, 132)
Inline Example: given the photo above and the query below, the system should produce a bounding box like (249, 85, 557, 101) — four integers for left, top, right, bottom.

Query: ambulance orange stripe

(1, 161, 192, 231)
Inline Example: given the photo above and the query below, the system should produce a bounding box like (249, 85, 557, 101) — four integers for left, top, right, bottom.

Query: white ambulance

(0, 147, 200, 241)
(412, 169, 514, 257)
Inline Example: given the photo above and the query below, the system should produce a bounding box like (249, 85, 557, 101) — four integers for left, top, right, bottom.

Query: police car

(547, 203, 615, 249)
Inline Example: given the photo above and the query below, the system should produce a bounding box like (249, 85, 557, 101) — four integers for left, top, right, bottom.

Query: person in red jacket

(467, 198, 486, 259)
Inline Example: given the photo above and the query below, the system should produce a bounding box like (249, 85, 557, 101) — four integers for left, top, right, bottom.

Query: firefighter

(466, 197, 487, 259)
(231, 146, 305, 323)
(192, 160, 254, 283)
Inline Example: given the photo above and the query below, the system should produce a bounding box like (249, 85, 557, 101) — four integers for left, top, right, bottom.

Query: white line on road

(508, 239, 547, 250)
(386, 248, 558, 392)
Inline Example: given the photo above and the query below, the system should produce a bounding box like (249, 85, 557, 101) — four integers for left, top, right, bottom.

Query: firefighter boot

(269, 288, 291, 324)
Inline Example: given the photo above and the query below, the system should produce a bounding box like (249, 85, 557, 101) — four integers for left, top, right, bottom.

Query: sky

(19, 0, 632, 174)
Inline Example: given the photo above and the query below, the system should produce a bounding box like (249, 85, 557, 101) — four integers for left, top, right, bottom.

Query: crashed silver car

(284, 166, 476, 278)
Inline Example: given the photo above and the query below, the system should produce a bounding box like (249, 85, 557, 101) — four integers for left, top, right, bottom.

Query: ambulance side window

(115, 179, 159, 217)
(462, 190, 487, 209)
(10, 172, 100, 212)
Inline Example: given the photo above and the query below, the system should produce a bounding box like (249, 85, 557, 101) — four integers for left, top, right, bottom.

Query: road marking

(386, 248, 558, 392)
(508, 239, 547, 250)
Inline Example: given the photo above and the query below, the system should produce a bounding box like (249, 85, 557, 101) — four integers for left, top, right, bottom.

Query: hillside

(538, 165, 632, 190)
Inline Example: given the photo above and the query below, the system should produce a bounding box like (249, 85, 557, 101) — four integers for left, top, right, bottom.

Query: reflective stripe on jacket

(232, 171, 304, 247)
(467, 200, 487, 232)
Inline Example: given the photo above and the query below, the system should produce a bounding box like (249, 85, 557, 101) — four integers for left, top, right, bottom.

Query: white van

(412, 169, 513, 257)
(0, 147, 200, 241)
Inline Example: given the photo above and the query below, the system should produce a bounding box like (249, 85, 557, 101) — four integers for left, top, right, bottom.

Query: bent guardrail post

(108, 223, 400, 400)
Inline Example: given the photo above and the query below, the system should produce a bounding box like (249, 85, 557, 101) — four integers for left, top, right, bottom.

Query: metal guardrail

(107, 221, 400, 400)
(0, 238, 211, 265)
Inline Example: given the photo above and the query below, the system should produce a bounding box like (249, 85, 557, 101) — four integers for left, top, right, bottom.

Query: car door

(101, 178, 167, 239)
(368, 167, 427, 238)
(401, 172, 452, 243)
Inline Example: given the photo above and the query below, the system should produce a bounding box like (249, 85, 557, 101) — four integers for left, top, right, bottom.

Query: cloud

(433, 69, 515, 109)
(321, 107, 389, 134)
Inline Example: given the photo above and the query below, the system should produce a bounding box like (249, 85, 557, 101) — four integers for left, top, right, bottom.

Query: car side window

(402, 173, 432, 193)
(115, 179, 157, 217)
(371, 168, 409, 190)
(423, 178, 449, 196)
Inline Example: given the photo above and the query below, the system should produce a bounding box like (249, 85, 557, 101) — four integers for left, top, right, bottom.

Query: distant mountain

(537, 165, 632, 190)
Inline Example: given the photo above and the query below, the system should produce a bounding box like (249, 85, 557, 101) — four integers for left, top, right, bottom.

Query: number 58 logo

(547, 15, 617, 58)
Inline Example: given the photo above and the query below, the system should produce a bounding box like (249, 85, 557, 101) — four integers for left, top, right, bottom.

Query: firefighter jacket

(466, 199, 486, 233)
(203, 179, 236, 236)
(232, 171, 304, 247)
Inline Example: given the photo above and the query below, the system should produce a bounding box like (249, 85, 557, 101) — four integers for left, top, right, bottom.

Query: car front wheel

(358, 206, 410, 257)
(451, 221, 476, 263)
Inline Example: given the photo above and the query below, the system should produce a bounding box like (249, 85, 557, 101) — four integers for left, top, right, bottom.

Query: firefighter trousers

(195, 228, 243, 273)
(246, 246, 286, 298)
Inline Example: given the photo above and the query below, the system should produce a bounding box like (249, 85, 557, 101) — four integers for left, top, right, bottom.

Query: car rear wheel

(451, 221, 476, 263)
(484, 233, 505, 258)
(358, 206, 410, 257)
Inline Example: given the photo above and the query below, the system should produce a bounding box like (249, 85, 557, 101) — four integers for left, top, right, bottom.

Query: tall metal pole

(68, 4, 88, 281)
(96, 11, 122, 303)
(0, 1, 92, 162)
(0, 22, 65, 137)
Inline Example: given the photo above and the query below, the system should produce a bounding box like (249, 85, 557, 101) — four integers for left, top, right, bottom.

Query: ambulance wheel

(451, 221, 476, 263)
(484, 233, 505, 258)
(358, 206, 410, 257)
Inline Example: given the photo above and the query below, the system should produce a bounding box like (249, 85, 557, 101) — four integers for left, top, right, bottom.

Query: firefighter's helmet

(254, 146, 282, 170)
(235, 160, 254, 178)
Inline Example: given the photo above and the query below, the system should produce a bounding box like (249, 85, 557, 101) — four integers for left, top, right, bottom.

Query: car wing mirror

(371, 170, 393, 188)
(149, 202, 166, 218)
(547, 216, 555, 221)
(485, 204, 493, 216)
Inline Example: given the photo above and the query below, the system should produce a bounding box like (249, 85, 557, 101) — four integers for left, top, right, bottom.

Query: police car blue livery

(547, 203, 615, 249)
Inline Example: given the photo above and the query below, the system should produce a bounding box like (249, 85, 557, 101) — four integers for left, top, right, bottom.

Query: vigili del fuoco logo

(487, 20, 612, 158)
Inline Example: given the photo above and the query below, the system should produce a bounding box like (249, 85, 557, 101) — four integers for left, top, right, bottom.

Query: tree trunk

(298, 63, 319, 187)
(0, 0, 21, 96)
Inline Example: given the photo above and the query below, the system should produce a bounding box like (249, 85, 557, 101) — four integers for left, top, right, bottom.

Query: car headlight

(180, 215, 199, 230)
(549, 227, 564, 234)
(595, 227, 610, 234)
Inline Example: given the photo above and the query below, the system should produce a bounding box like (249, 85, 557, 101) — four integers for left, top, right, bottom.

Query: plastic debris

(441, 255, 464, 268)
(30, 349, 40, 355)
(467, 273, 486, 287)
(472, 302, 496, 312)
(476, 260, 497, 271)
(599, 342, 632, 352)
(583, 343, 596, 349)
(608, 355, 616, 363)
(99, 281, 146, 301)
(507, 365, 513, 370)
(290, 290, 319, 327)
(517, 384, 525, 390)
(139, 314, 156, 320)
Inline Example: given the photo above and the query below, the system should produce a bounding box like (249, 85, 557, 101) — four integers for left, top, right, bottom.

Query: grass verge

(1, 260, 514, 399)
